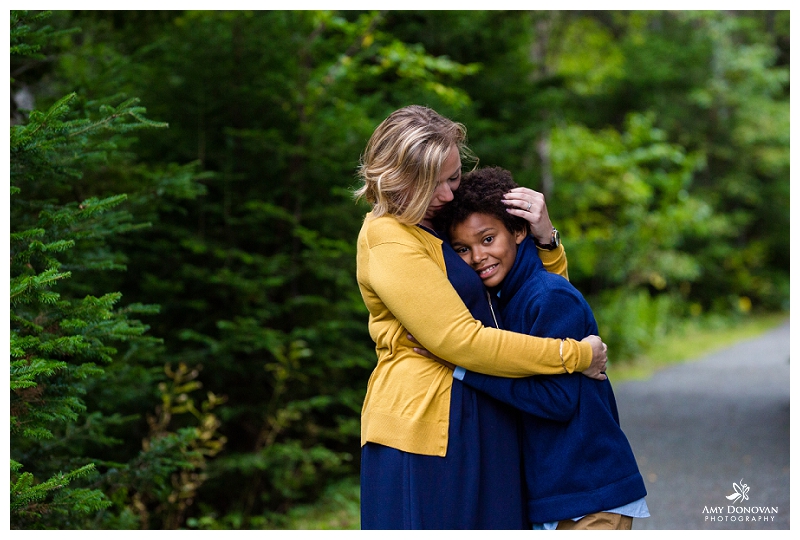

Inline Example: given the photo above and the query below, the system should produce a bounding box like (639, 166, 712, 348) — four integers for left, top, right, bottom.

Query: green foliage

(10, 10, 78, 65)
(185, 476, 360, 530)
(89, 363, 228, 529)
(591, 289, 678, 364)
(534, 112, 709, 359)
(10, 10, 219, 529)
(550, 112, 706, 289)
(10, 461, 111, 528)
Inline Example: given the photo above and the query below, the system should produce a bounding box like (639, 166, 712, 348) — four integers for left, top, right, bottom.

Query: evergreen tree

(10, 11, 223, 529)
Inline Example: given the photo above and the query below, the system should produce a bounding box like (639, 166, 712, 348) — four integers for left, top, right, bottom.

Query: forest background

(9, 9, 790, 529)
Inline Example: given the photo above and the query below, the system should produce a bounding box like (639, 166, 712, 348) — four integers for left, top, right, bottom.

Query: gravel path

(613, 320, 790, 530)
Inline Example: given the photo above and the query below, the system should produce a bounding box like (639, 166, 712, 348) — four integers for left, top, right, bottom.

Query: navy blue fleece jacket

(459, 237, 647, 524)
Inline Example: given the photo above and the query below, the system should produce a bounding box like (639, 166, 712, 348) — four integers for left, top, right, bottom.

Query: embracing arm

(459, 370, 579, 421)
(365, 238, 593, 378)
(457, 289, 594, 418)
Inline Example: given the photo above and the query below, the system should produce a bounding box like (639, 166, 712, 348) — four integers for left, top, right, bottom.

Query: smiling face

(421, 144, 462, 228)
(450, 212, 527, 288)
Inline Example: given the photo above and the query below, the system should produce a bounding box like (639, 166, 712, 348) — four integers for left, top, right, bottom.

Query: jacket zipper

(486, 290, 499, 328)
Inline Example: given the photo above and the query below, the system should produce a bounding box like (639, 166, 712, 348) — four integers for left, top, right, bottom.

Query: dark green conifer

(10, 11, 220, 529)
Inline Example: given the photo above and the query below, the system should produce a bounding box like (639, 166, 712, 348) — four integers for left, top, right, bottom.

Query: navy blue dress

(360, 227, 527, 529)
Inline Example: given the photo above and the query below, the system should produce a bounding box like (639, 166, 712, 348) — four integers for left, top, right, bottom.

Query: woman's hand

(581, 335, 608, 381)
(503, 187, 554, 245)
(407, 334, 456, 370)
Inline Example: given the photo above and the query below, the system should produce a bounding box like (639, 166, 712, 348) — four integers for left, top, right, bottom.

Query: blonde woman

(355, 105, 608, 529)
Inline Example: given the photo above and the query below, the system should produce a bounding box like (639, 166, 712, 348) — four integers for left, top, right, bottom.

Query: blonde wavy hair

(355, 105, 476, 225)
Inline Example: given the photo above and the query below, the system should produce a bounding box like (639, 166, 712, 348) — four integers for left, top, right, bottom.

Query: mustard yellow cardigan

(356, 212, 593, 456)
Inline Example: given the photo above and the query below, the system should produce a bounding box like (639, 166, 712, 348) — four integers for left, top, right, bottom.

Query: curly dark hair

(433, 166, 529, 238)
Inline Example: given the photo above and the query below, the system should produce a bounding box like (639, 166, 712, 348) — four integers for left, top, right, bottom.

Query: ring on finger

(526, 202, 532, 212)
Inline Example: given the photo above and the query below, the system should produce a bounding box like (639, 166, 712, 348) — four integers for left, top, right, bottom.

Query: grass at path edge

(610, 311, 789, 382)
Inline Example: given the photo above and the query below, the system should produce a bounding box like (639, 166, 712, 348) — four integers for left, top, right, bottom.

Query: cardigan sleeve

(537, 244, 569, 280)
(366, 239, 592, 377)
(457, 288, 590, 419)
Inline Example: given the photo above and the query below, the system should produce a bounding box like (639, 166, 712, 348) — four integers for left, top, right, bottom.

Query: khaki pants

(556, 512, 633, 530)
